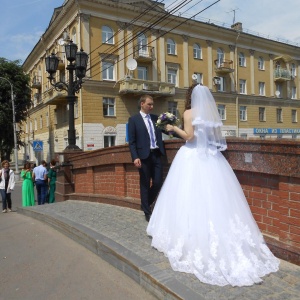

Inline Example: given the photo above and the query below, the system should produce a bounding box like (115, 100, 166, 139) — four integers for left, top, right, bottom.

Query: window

(104, 136, 116, 148)
(137, 33, 147, 56)
(40, 116, 43, 129)
(102, 26, 114, 44)
(72, 27, 77, 43)
(291, 63, 297, 77)
(240, 106, 247, 121)
(258, 57, 265, 70)
(277, 108, 283, 123)
(167, 38, 176, 55)
(54, 109, 57, 125)
(239, 79, 246, 94)
(217, 48, 224, 66)
(239, 52, 246, 67)
(167, 68, 177, 85)
(64, 105, 68, 123)
(75, 99, 79, 118)
(217, 76, 225, 92)
(103, 97, 115, 116)
(259, 107, 266, 122)
(193, 44, 202, 59)
(292, 109, 297, 123)
(275, 83, 282, 98)
(194, 73, 203, 84)
(259, 82, 265, 96)
(60, 70, 65, 83)
(168, 101, 178, 117)
(218, 104, 226, 120)
(138, 66, 148, 80)
(291, 86, 297, 99)
(46, 112, 49, 127)
(102, 62, 114, 80)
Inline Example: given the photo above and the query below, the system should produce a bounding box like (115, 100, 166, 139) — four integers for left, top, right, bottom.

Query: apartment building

(22, 0, 300, 162)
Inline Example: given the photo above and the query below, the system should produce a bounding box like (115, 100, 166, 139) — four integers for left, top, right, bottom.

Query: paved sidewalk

(18, 201, 300, 300)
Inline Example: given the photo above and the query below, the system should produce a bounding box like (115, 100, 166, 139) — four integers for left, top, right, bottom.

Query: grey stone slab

(17, 201, 300, 300)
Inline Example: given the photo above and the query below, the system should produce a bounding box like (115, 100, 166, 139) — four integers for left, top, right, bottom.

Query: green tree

(0, 58, 31, 161)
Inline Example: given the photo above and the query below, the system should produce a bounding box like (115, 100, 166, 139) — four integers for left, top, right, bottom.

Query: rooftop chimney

(231, 22, 243, 32)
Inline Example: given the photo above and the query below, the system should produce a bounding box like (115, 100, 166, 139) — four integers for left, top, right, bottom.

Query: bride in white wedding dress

(146, 84, 279, 287)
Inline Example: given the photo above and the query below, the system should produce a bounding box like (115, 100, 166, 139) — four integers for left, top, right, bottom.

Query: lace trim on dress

(149, 215, 279, 287)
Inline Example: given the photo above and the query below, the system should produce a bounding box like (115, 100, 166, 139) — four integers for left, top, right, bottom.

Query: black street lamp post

(45, 41, 88, 150)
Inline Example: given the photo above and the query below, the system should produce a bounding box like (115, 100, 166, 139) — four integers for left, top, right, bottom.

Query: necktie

(146, 115, 156, 148)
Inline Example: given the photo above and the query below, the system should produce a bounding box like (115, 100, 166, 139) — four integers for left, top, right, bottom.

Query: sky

(1, 0, 300, 63)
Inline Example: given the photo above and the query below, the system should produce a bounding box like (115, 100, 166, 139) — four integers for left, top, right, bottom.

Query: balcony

(57, 57, 66, 70)
(214, 59, 234, 74)
(119, 78, 175, 96)
(31, 76, 42, 89)
(133, 45, 155, 62)
(274, 68, 291, 82)
(43, 87, 67, 105)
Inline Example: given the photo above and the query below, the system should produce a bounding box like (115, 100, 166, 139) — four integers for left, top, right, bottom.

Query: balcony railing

(214, 59, 234, 74)
(31, 76, 42, 89)
(119, 78, 175, 96)
(43, 87, 67, 105)
(274, 68, 291, 81)
(133, 45, 155, 62)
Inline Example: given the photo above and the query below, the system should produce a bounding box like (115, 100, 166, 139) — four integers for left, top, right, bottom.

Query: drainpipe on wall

(78, 12, 84, 150)
(235, 30, 240, 137)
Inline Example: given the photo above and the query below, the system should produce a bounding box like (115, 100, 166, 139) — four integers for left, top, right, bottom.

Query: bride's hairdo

(185, 83, 199, 110)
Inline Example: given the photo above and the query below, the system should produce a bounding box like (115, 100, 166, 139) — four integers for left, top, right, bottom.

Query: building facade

(22, 0, 300, 163)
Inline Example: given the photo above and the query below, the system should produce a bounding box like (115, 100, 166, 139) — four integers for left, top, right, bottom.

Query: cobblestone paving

(27, 201, 300, 300)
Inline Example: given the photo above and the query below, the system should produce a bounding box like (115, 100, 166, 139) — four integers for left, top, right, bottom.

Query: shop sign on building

(254, 128, 300, 134)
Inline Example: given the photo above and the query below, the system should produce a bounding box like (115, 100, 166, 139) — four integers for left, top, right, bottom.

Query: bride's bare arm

(166, 110, 194, 141)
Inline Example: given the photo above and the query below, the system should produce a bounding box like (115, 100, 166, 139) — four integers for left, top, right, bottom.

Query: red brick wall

(56, 138, 300, 261)
(236, 171, 300, 249)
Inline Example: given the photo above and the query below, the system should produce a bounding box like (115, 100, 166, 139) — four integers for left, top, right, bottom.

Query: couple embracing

(128, 85, 279, 287)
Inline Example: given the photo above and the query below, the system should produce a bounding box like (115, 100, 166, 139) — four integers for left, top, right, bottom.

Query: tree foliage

(0, 58, 31, 161)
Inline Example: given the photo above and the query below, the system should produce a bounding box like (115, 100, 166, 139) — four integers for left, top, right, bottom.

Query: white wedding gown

(147, 138, 280, 287)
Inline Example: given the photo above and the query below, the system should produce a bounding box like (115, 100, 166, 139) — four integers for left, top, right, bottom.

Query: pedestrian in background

(47, 159, 57, 203)
(32, 160, 48, 205)
(21, 162, 35, 206)
(0, 160, 15, 213)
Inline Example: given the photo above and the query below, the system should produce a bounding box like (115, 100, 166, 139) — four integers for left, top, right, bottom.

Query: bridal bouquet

(156, 112, 180, 138)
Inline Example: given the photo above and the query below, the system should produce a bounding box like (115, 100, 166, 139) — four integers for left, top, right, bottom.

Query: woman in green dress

(21, 162, 35, 206)
(48, 159, 57, 203)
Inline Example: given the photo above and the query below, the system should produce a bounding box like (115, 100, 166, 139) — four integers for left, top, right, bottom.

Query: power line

(90, 0, 220, 80)
(39, 0, 221, 102)
(87, 0, 192, 69)
(88, 0, 195, 78)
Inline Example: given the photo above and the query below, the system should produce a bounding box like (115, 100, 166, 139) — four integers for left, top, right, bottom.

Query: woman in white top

(0, 160, 15, 212)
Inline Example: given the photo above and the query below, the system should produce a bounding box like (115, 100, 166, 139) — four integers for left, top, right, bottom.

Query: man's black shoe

(145, 214, 151, 222)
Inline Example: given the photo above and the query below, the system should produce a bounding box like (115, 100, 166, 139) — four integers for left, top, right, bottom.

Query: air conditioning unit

(213, 77, 221, 85)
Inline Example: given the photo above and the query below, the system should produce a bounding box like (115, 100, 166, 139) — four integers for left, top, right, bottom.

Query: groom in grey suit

(128, 95, 165, 221)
